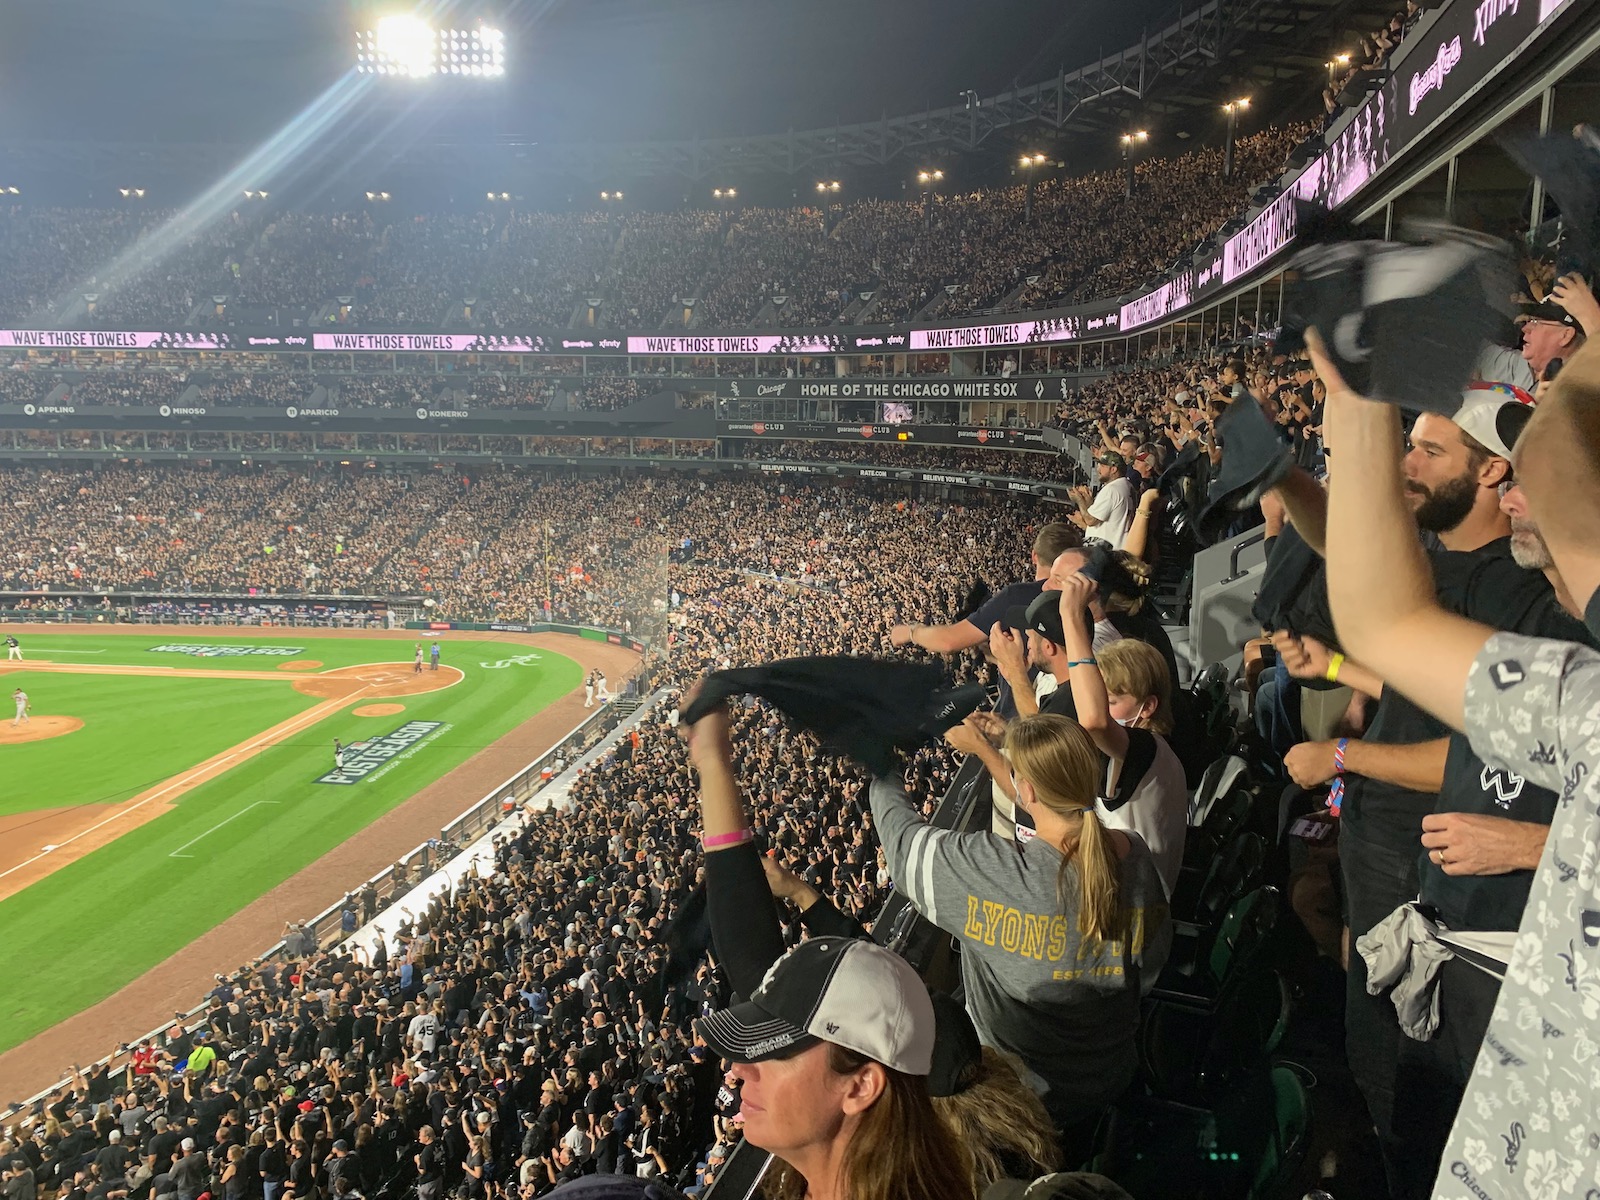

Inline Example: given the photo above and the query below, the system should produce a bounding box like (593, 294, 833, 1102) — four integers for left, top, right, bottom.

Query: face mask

(1115, 715, 1138, 728)
(1588, 588, 1600, 643)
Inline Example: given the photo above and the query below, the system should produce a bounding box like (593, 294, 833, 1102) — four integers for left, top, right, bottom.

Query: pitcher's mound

(277, 659, 324, 671)
(353, 703, 406, 717)
(0, 716, 84, 744)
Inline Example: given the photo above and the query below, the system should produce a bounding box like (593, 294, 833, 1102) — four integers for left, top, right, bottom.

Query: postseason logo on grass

(149, 644, 306, 657)
(317, 721, 450, 786)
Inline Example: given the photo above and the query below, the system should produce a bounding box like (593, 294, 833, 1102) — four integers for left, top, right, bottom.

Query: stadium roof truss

(0, 0, 1394, 184)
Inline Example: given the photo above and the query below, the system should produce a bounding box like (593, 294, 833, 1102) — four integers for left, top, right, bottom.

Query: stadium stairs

(911, 286, 954, 323)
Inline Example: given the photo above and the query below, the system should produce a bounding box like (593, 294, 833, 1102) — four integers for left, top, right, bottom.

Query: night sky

(1, 0, 1174, 145)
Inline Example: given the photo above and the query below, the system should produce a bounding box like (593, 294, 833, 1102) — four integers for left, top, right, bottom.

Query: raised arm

(1269, 466, 1330, 556)
(1057, 573, 1127, 760)
(988, 621, 1038, 717)
(1121, 487, 1163, 562)
(681, 685, 787, 998)
(889, 619, 988, 654)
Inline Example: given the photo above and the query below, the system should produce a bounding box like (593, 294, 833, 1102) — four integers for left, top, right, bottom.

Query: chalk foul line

(169, 801, 280, 859)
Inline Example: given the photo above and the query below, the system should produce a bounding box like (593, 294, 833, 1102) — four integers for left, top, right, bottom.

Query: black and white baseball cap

(697, 938, 935, 1076)
(1004, 588, 1067, 647)
(1451, 382, 1536, 459)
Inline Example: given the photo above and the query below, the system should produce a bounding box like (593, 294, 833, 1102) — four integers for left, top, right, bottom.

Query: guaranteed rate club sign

(317, 721, 449, 785)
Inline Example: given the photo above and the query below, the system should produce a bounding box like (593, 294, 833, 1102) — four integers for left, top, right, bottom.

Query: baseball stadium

(2, 1, 1599, 1199)
(0, 628, 598, 1050)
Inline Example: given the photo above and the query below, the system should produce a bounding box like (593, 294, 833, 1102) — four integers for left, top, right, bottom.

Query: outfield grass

(0, 634, 582, 1053)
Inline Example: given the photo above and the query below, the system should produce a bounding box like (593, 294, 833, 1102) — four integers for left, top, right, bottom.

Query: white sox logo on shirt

(1489, 659, 1526, 690)
(1480, 765, 1526, 808)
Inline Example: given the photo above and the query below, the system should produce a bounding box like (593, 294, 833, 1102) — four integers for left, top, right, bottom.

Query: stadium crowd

(0, 482, 1039, 1197)
(2, 250, 1597, 1200)
(6, 86, 1600, 1198)
(3, 125, 1308, 333)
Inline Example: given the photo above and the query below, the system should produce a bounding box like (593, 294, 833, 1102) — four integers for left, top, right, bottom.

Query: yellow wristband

(1325, 652, 1345, 684)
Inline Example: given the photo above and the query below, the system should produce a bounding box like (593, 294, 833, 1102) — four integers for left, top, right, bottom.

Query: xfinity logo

(1473, 0, 1519, 44)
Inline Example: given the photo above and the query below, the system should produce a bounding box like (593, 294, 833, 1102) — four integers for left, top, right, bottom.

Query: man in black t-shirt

(1269, 387, 1545, 1193)
(412, 1127, 441, 1200)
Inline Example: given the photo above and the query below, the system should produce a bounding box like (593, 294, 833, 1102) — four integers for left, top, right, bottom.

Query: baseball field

(0, 630, 585, 1054)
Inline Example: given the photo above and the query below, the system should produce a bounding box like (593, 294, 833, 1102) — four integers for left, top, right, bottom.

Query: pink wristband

(702, 829, 754, 850)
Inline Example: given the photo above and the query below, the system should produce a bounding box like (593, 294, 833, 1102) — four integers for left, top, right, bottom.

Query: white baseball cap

(697, 937, 935, 1076)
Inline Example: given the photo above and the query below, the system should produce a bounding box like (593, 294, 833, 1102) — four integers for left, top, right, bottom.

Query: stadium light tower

(356, 19, 506, 78)
(1120, 131, 1148, 197)
(1018, 153, 1046, 220)
(916, 169, 944, 228)
(1222, 97, 1250, 179)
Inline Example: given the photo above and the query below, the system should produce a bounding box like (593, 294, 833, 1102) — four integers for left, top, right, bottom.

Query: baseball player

(12, 687, 29, 726)
(584, 670, 596, 708)
(4, 635, 19, 661)
(429, 641, 441, 671)
(595, 671, 610, 704)
(413, 643, 424, 674)
(334, 738, 346, 770)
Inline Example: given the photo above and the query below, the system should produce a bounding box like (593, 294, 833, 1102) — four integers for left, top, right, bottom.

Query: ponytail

(1059, 809, 1123, 942)
(1006, 714, 1125, 943)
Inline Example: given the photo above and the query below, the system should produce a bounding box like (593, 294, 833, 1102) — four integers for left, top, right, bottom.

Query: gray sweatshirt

(869, 777, 1172, 1116)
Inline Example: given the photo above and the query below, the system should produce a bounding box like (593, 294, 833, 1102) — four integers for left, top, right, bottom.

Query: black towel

(681, 657, 987, 775)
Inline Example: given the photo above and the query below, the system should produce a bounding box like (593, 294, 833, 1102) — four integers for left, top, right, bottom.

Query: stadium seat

(1091, 1063, 1311, 1199)
(1150, 885, 1281, 1008)
(1137, 966, 1291, 1105)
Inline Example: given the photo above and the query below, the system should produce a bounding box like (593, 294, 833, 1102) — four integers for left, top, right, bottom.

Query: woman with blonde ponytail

(870, 706, 1171, 1150)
